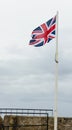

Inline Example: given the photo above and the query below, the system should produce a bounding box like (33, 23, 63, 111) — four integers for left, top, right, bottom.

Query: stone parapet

(0, 116, 72, 130)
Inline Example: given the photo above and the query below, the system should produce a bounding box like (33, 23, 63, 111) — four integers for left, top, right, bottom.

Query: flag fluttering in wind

(29, 12, 59, 130)
(29, 16, 56, 47)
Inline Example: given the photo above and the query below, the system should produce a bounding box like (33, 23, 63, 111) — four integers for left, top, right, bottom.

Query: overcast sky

(0, 0, 72, 117)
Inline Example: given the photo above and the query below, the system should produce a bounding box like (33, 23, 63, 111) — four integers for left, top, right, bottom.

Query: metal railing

(0, 108, 53, 116)
(0, 108, 53, 130)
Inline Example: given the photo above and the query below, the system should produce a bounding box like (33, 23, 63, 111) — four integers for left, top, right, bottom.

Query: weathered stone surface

(0, 116, 72, 130)
(58, 117, 72, 130)
(0, 116, 3, 130)
(4, 115, 17, 130)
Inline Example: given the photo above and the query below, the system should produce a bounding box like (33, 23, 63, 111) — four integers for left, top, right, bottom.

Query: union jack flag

(29, 16, 56, 47)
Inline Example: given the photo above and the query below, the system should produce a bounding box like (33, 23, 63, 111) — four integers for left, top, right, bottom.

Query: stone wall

(0, 116, 72, 130)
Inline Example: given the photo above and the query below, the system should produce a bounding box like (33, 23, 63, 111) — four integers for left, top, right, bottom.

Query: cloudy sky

(0, 0, 72, 117)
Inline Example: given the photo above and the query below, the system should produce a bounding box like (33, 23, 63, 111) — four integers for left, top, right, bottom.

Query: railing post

(47, 113, 48, 130)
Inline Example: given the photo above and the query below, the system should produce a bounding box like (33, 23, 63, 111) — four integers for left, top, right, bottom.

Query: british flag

(29, 16, 56, 47)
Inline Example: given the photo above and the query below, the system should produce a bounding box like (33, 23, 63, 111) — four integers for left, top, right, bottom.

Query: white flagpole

(54, 11, 59, 130)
